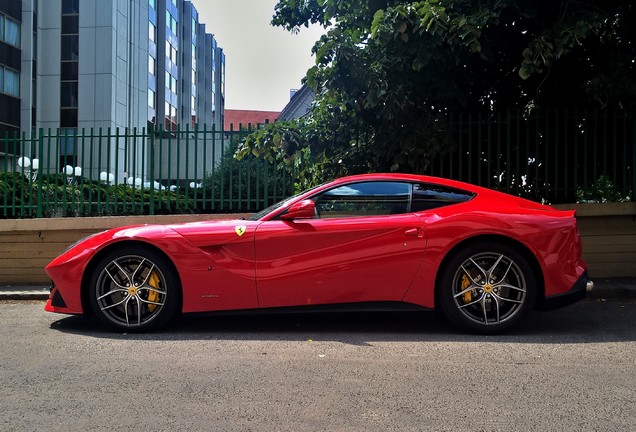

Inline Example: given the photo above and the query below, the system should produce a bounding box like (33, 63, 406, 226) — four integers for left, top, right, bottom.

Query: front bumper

(44, 283, 81, 315)
(537, 270, 591, 311)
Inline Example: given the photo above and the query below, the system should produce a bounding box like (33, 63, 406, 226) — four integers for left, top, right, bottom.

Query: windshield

(247, 184, 324, 221)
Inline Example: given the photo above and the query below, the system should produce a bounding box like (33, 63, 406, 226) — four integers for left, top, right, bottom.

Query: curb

(0, 287, 50, 300)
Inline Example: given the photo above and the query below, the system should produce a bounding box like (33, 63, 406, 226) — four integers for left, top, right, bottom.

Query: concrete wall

(0, 203, 634, 285)
(0, 213, 249, 284)
(553, 203, 636, 279)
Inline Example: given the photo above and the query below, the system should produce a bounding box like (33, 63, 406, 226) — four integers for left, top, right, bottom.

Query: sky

(194, 0, 325, 112)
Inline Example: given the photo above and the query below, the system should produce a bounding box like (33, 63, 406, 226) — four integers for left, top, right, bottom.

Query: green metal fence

(0, 125, 295, 218)
(429, 109, 635, 203)
(1, 110, 634, 219)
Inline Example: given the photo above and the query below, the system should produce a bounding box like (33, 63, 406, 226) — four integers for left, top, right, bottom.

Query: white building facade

(3, 0, 225, 180)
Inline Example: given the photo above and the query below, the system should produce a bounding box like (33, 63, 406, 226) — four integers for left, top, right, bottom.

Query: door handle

(404, 228, 423, 238)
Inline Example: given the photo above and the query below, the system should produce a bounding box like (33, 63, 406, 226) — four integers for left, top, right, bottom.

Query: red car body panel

(253, 214, 426, 308)
(45, 173, 587, 317)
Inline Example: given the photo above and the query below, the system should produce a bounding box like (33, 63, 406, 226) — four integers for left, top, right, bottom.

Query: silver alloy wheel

(94, 254, 168, 328)
(451, 252, 527, 326)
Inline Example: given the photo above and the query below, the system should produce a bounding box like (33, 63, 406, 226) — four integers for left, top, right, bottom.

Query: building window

(62, 0, 79, 14)
(62, 15, 79, 34)
(164, 102, 177, 130)
(165, 71, 177, 94)
(166, 11, 178, 35)
(2, 66, 19, 97)
(148, 55, 155, 75)
(1, 15, 21, 48)
(60, 85, 77, 111)
(60, 109, 78, 128)
(61, 81, 78, 107)
(165, 42, 178, 65)
(149, 0, 155, 10)
(149, 22, 155, 42)
(61, 35, 79, 61)
(148, 89, 155, 109)
(61, 0, 79, 130)
(61, 62, 78, 80)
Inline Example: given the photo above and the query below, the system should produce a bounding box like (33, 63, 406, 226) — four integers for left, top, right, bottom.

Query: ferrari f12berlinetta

(45, 173, 592, 333)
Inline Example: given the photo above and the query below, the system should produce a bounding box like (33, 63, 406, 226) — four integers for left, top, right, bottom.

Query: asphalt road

(1, 299, 635, 432)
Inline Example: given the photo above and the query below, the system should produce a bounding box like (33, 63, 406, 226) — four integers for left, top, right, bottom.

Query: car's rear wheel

(438, 242, 536, 334)
(88, 246, 180, 331)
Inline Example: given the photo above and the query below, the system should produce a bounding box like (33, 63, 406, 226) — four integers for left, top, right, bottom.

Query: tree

(238, 0, 635, 185)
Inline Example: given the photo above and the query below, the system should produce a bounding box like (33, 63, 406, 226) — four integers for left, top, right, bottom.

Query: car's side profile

(45, 173, 591, 333)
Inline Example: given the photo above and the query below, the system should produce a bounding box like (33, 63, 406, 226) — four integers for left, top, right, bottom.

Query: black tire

(438, 242, 536, 334)
(88, 245, 180, 332)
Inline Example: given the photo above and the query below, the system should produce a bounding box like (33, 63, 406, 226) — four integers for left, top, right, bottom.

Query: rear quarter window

(411, 183, 475, 212)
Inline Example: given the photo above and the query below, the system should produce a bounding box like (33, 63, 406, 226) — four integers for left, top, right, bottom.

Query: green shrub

(576, 176, 631, 203)
(202, 141, 294, 212)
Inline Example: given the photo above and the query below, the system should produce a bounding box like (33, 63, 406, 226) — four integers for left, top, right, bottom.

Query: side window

(411, 183, 475, 211)
(314, 182, 410, 219)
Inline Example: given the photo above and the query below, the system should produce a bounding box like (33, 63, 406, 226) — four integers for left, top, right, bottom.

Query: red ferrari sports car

(45, 173, 592, 334)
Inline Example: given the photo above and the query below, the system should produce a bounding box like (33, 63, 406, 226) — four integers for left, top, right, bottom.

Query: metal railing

(430, 109, 635, 203)
(1, 125, 295, 218)
(1, 110, 634, 219)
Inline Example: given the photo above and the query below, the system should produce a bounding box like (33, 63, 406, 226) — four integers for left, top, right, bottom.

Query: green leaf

(519, 66, 532, 80)
(371, 9, 385, 36)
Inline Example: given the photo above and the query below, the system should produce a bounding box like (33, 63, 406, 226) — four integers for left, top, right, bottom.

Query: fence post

(632, 120, 636, 202)
(148, 125, 155, 215)
(36, 129, 44, 218)
(211, 124, 216, 210)
(202, 123, 207, 211)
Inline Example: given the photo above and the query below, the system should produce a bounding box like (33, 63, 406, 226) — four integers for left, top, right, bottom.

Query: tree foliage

(238, 0, 635, 185)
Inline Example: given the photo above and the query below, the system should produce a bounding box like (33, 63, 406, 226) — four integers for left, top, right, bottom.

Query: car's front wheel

(438, 242, 537, 334)
(88, 245, 180, 331)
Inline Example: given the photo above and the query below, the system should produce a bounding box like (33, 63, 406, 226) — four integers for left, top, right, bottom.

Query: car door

(254, 181, 427, 308)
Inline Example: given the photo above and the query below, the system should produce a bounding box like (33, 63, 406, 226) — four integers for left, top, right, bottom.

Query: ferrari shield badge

(235, 225, 247, 237)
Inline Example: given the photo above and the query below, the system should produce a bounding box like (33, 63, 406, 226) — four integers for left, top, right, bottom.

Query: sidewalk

(1, 278, 635, 301)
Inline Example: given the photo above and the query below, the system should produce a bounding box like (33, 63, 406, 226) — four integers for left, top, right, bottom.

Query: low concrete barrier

(0, 214, 250, 284)
(553, 203, 636, 278)
(0, 203, 634, 284)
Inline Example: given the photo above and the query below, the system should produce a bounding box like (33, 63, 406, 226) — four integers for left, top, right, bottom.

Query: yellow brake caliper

(461, 274, 472, 304)
(147, 272, 161, 312)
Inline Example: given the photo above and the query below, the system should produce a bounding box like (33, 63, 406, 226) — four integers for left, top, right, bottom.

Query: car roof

(327, 173, 483, 194)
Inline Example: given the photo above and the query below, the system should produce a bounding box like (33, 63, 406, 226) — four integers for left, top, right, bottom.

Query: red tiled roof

(224, 110, 280, 130)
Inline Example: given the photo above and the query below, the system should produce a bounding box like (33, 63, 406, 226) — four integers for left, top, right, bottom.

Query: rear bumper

(537, 270, 591, 311)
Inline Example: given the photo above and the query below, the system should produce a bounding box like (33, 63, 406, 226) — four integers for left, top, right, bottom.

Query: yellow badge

(235, 225, 247, 236)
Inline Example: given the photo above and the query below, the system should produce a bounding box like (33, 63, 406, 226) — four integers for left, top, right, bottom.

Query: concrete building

(1, 0, 225, 181)
(278, 84, 314, 121)
(224, 110, 280, 131)
(0, 0, 27, 135)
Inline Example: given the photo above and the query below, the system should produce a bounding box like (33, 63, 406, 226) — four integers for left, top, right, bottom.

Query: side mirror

(280, 199, 316, 221)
